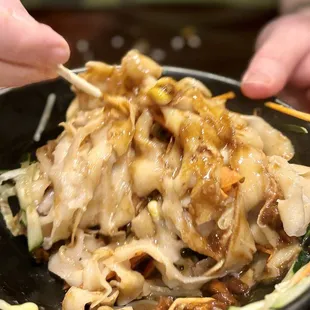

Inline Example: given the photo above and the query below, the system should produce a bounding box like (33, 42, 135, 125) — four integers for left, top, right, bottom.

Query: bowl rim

(0, 66, 289, 109)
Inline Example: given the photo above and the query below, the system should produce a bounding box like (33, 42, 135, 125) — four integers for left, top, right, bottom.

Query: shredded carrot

(220, 166, 243, 193)
(291, 263, 310, 285)
(265, 102, 310, 122)
(256, 244, 273, 255)
(213, 91, 236, 100)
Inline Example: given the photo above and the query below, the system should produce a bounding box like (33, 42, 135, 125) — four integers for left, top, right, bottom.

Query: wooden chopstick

(57, 64, 102, 98)
(265, 102, 310, 122)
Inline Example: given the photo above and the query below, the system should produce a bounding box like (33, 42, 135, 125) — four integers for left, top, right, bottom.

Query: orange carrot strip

(265, 102, 310, 122)
(213, 91, 236, 100)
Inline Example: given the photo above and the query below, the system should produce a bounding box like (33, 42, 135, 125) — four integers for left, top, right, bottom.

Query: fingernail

(242, 71, 273, 85)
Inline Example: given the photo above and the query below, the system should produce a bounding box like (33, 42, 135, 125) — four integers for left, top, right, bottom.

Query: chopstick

(57, 64, 102, 98)
(33, 93, 56, 142)
(265, 102, 310, 122)
(55, 66, 309, 122)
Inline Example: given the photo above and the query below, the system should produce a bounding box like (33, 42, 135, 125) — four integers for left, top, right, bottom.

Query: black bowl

(0, 67, 310, 310)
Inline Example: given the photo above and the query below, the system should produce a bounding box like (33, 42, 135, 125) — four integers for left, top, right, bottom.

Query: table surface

(29, 5, 276, 81)
(23, 0, 277, 9)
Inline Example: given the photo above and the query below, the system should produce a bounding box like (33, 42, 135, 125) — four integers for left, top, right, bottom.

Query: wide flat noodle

(268, 156, 310, 237)
(0, 50, 304, 310)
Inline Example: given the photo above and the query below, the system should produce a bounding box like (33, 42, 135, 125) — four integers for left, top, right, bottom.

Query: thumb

(0, 6, 70, 68)
(241, 15, 310, 99)
(0, 0, 35, 21)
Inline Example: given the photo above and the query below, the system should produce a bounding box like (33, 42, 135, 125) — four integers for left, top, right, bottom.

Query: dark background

(27, 4, 278, 80)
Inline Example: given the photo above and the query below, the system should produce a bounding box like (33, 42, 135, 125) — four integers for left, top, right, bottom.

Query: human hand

(0, 0, 70, 88)
(241, 9, 310, 111)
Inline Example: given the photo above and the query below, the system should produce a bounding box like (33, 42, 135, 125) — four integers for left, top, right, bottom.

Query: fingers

(289, 53, 310, 89)
(0, 0, 32, 19)
(241, 15, 310, 99)
(278, 87, 310, 113)
(0, 1, 70, 87)
(0, 0, 33, 19)
(0, 6, 70, 68)
(254, 19, 278, 51)
(0, 60, 58, 88)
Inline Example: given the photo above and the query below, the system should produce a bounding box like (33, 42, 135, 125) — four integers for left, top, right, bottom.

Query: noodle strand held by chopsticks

(265, 102, 310, 122)
(57, 65, 102, 98)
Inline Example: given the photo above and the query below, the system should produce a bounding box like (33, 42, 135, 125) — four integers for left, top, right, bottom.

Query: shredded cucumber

(14, 164, 43, 251)
(0, 184, 24, 236)
(229, 261, 310, 310)
(26, 207, 43, 251)
(229, 301, 264, 310)
(0, 168, 26, 185)
(271, 277, 310, 308)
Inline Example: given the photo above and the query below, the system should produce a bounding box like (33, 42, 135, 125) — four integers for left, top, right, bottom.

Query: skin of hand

(0, 0, 70, 88)
(241, 8, 310, 111)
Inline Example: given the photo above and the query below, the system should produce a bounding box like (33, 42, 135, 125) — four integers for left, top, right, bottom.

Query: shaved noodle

(1, 50, 308, 310)
(241, 115, 294, 160)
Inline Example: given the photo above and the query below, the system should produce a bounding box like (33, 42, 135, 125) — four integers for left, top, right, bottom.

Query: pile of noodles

(2, 50, 310, 310)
